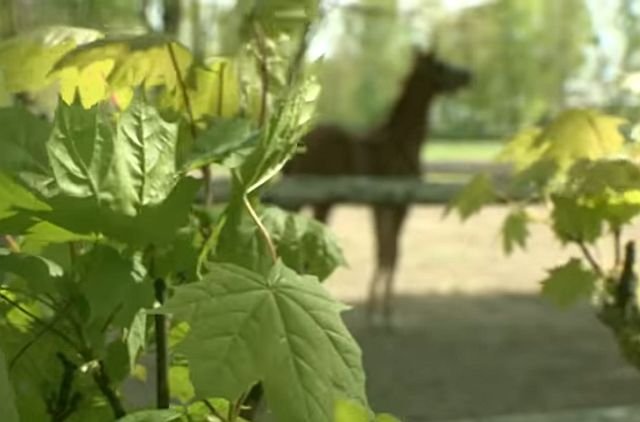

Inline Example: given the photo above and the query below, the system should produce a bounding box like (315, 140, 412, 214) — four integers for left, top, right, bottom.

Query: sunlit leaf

(53, 34, 193, 109)
(0, 26, 103, 93)
(535, 109, 627, 166)
(160, 261, 367, 422)
(541, 258, 598, 307)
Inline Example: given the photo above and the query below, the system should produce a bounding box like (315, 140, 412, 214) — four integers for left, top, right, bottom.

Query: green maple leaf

(541, 258, 598, 307)
(48, 95, 179, 215)
(0, 347, 19, 422)
(78, 246, 153, 329)
(182, 118, 256, 171)
(262, 206, 347, 280)
(212, 201, 346, 279)
(551, 194, 603, 243)
(501, 209, 529, 255)
(25, 93, 200, 246)
(446, 173, 496, 221)
(160, 261, 367, 422)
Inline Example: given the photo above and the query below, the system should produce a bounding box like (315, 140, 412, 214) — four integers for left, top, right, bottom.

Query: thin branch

(167, 43, 197, 139)
(613, 227, 622, 269)
(252, 20, 270, 127)
(91, 360, 126, 419)
(2, 235, 20, 252)
(166, 42, 213, 204)
(577, 241, 604, 277)
(154, 278, 170, 409)
(243, 195, 277, 263)
(202, 399, 227, 421)
(9, 302, 73, 369)
(0, 292, 79, 351)
(230, 391, 248, 421)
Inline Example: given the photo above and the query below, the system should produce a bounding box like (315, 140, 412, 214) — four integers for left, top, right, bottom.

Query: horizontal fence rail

(208, 161, 526, 207)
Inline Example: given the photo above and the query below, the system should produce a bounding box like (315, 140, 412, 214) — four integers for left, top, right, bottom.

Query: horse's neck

(380, 69, 437, 140)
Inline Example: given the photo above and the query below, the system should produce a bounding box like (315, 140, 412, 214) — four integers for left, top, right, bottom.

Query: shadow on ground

(342, 292, 640, 422)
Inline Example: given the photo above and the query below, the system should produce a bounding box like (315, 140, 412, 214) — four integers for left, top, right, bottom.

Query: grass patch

(423, 139, 503, 162)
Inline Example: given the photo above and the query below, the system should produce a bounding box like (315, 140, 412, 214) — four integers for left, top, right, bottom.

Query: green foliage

(0, 19, 400, 422)
(453, 106, 640, 374)
(334, 400, 402, 422)
(447, 173, 496, 220)
(501, 208, 529, 254)
(0, 347, 19, 422)
(541, 259, 598, 307)
(161, 261, 366, 422)
(116, 409, 182, 422)
(0, 26, 102, 93)
(183, 118, 256, 170)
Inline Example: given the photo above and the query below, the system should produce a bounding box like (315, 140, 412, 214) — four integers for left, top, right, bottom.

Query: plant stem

(154, 278, 170, 409)
(2, 235, 20, 252)
(577, 241, 604, 277)
(166, 42, 213, 205)
(252, 20, 269, 127)
(92, 360, 126, 419)
(202, 399, 227, 421)
(243, 194, 277, 263)
(613, 227, 622, 269)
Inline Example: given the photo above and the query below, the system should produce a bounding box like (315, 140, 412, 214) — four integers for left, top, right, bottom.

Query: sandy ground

(320, 205, 640, 422)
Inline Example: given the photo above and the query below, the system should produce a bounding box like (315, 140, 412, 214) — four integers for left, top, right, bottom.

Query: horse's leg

(371, 205, 408, 330)
(381, 205, 408, 329)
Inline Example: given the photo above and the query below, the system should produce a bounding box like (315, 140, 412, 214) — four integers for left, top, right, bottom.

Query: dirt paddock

(322, 205, 640, 422)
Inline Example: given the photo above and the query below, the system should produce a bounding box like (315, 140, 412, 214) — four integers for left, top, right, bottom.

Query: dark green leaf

(0, 107, 53, 193)
(161, 261, 367, 422)
(183, 118, 256, 170)
(0, 249, 63, 294)
(541, 258, 598, 307)
(262, 207, 346, 281)
(0, 346, 19, 422)
(501, 209, 529, 255)
(551, 194, 602, 243)
(116, 409, 182, 422)
(79, 245, 152, 328)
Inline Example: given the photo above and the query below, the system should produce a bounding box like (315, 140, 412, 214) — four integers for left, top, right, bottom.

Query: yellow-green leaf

(0, 26, 102, 93)
(535, 109, 627, 167)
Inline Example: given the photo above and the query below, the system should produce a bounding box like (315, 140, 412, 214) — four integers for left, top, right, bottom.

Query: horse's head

(412, 51, 472, 95)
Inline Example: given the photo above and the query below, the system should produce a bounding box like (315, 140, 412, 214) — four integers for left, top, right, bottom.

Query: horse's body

(284, 52, 471, 325)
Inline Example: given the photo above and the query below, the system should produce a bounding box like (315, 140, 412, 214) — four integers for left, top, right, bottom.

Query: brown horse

(284, 51, 471, 326)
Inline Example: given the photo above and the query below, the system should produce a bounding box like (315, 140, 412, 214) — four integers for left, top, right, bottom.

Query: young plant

(449, 108, 640, 372)
(0, 18, 400, 422)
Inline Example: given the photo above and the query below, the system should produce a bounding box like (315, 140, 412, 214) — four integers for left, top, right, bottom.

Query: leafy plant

(0, 17, 399, 422)
(449, 108, 640, 372)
